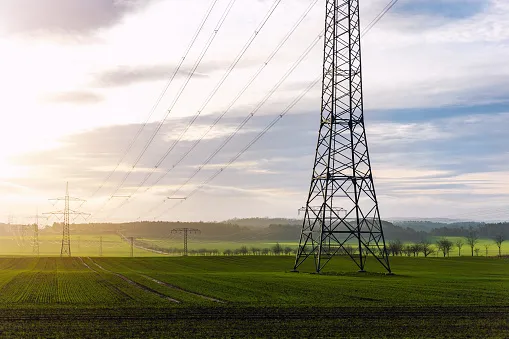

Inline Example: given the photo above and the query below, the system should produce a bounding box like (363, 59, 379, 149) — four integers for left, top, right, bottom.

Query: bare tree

(403, 244, 413, 257)
(455, 239, 464, 256)
(388, 240, 403, 256)
(466, 227, 479, 256)
(272, 242, 283, 255)
(495, 234, 505, 257)
(484, 244, 490, 257)
(250, 247, 261, 255)
(436, 238, 453, 257)
(420, 240, 433, 257)
(474, 247, 480, 256)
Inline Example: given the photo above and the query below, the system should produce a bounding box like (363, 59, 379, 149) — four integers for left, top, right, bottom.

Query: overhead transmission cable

(109, 0, 237, 198)
(156, 75, 322, 218)
(106, 0, 319, 218)
(104, 0, 288, 217)
(149, 0, 318, 191)
(150, 0, 402, 219)
(361, 0, 399, 37)
(148, 31, 323, 218)
(91, 0, 238, 218)
(79, 0, 220, 210)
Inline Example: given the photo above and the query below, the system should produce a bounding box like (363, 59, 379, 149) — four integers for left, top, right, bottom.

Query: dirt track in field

(84, 257, 180, 303)
(140, 274, 225, 303)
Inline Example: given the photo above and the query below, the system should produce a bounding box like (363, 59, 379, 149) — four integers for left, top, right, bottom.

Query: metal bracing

(293, 0, 391, 273)
(170, 228, 201, 256)
(44, 183, 90, 257)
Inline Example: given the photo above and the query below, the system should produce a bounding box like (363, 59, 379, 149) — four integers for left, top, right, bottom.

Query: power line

(170, 33, 321, 193)
(91, 0, 238, 218)
(149, 33, 323, 218)
(149, 0, 319, 192)
(105, 0, 319, 218)
(104, 0, 286, 217)
(98, 0, 400, 221)
(157, 75, 321, 219)
(152, 0, 402, 219)
(128, 0, 238, 172)
(81, 0, 221, 207)
(361, 0, 399, 37)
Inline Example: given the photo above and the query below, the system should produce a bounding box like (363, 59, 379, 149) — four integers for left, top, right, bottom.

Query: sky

(1, 0, 508, 224)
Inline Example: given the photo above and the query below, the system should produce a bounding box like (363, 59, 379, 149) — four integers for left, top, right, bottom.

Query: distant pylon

(99, 236, 103, 257)
(170, 228, 201, 256)
(129, 237, 134, 257)
(44, 182, 90, 257)
(293, 0, 391, 273)
(32, 211, 41, 255)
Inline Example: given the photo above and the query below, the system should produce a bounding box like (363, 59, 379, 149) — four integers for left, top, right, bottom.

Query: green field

(431, 236, 509, 256)
(139, 236, 509, 255)
(0, 235, 164, 257)
(4, 232, 509, 259)
(0, 255, 506, 337)
(138, 237, 298, 251)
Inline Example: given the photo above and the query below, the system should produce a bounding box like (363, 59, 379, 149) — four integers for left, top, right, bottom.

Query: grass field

(0, 234, 164, 257)
(139, 236, 509, 256)
(431, 236, 509, 256)
(0, 255, 506, 337)
(4, 231, 509, 258)
(138, 237, 298, 251)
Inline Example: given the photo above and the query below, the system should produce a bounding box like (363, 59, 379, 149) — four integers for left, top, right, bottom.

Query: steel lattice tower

(61, 183, 71, 256)
(293, 0, 391, 273)
(32, 212, 40, 256)
(45, 183, 89, 257)
(171, 228, 201, 256)
(99, 236, 103, 257)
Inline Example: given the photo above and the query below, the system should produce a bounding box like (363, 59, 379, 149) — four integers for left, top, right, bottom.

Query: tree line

(388, 228, 506, 257)
(136, 241, 297, 256)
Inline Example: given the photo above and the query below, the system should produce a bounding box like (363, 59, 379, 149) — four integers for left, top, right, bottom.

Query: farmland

(0, 256, 507, 337)
(0, 234, 164, 257)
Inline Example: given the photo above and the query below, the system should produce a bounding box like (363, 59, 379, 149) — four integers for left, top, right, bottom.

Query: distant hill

(223, 218, 301, 228)
(32, 219, 509, 244)
(392, 220, 483, 232)
(40, 219, 427, 243)
(387, 217, 469, 223)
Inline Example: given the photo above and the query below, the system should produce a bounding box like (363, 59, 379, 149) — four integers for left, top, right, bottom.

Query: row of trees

(388, 231, 506, 258)
(136, 241, 297, 256)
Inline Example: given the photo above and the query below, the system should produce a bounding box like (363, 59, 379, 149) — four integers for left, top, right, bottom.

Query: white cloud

(2, 0, 509, 222)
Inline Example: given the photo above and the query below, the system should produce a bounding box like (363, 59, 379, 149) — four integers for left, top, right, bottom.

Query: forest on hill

(392, 220, 483, 232)
(2, 218, 507, 243)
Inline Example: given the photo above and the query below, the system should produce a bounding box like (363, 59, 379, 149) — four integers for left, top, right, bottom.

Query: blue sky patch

(370, 101, 509, 124)
(396, 0, 486, 19)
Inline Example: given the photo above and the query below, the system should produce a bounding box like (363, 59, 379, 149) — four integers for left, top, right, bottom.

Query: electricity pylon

(170, 228, 201, 256)
(129, 237, 134, 257)
(32, 211, 43, 255)
(293, 0, 391, 273)
(44, 182, 90, 257)
(99, 236, 103, 257)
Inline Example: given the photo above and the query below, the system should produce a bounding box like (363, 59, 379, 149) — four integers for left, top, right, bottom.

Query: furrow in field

(77, 257, 144, 303)
(140, 274, 225, 304)
(86, 257, 180, 304)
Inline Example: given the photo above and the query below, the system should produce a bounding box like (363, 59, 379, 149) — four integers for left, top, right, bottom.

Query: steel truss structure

(170, 228, 201, 256)
(293, 0, 391, 273)
(45, 183, 89, 257)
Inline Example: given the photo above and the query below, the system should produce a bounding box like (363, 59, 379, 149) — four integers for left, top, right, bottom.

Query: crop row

(0, 257, 170, 305)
